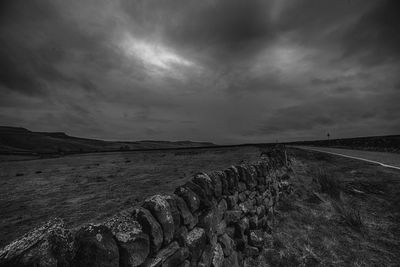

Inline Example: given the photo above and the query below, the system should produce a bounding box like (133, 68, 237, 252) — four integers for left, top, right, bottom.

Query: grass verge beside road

(261, 148, 400, 266)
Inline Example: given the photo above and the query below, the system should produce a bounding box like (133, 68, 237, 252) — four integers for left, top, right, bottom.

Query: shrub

(342, 208, 363, 229)
(333, 202, 363, 230)
(312, 168, 341, 199)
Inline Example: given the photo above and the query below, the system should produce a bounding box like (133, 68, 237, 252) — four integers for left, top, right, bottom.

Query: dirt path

(294, 146, 400, 170)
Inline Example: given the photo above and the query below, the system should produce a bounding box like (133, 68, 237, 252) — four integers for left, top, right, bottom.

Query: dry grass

(311, 168, 341, 199)
(261, 148, 400, 266)
(311, 167, 364, 230)
(333, 202, 363, 230)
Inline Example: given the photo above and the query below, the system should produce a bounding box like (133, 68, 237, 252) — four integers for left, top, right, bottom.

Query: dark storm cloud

(0, 0, 110, 96)
(121, 0, 273, 62)
(257, 97, 373, 135)
(0, 0, 399, 142)
(343, 0, 400, 65)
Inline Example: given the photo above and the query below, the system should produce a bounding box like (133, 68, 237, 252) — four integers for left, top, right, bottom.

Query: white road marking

(296, 146, 400, 171)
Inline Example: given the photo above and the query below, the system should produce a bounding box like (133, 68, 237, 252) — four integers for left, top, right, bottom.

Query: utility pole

(327, 132, 330, 146)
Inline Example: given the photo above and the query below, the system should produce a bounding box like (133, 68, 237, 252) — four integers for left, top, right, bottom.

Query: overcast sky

(0, 0, 399, 144)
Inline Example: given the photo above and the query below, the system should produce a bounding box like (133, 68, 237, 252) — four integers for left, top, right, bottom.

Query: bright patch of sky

(120, 34, 194, 73)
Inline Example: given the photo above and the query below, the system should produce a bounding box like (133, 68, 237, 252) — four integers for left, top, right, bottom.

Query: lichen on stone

(186, 227, 205, 244)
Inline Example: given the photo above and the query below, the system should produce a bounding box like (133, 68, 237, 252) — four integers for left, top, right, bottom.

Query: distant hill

(287, 135, 400, 153)
(0, 126, 215, 155)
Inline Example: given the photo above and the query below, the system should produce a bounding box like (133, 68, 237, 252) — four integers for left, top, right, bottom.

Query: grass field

(264, 148, 400, 266)
(0, 146, 261, 247)
(1, 145, 400, 266)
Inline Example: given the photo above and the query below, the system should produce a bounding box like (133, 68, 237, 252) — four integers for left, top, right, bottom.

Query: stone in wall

(238, 200, 253, 215)
(173, 226, 188, 247)
(218, 234, 234, 256)
(173, 195, 198, 229)
(198, 243, 213, 267)
(238, 192, 246, 203)
(236, 217, 250, 239)
(222, 251, 240, 267)
(174, 186, 200, 213)
(178, 260, 191, 267)
(192, 172, 214, 201)
(143, 195, 175, 246)
(72, 224, 119, 267)
(207, 171, 223, 200)
(224, 168, 237, 194)
(248, 230, 264, 248)
(162, 247, 189, 267)
(104, 211, 150, 267)
(244, 245, 259, 257)
(141, 241, 179, 267)
(227, 166, 239, 190)
(238, 182, 247, 193)
(183, 181, 213, 210)
(226, 192, 238, 209)
(214, 171, 229, 196)
(163, 195, 182, 230)
(216, 199, 227, 222)
(255, 195, 264, 206)
(0, 218, 73, 267)
(249, 215, 259, 230)
(198, 208, 219, 241)
(185, 227, 207, 264)
(236, 165, 256, 190)
(216, 219, 227, 237)
(224, 210, 242, 224)
(132, 207, 163, 255)
(252, 164, 265, 185)
(211, 243, 224, 267)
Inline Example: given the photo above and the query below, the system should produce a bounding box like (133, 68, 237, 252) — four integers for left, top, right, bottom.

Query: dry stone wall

(0, 148, 293, 267)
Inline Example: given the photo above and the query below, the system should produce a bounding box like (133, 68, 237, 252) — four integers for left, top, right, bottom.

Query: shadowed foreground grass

(258, 148, 400, 266)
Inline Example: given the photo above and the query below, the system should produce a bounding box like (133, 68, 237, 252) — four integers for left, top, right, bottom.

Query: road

(294, 146, 400, 170)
